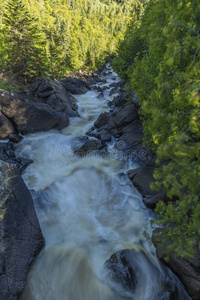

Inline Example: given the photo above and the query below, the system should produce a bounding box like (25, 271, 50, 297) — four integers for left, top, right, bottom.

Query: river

(17, 65, 190, 300)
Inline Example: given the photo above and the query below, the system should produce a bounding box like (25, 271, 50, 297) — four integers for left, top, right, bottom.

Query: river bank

(0, 64, 197, 299)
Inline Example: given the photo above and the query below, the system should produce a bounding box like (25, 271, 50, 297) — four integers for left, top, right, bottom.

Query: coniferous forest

(0, 0, 200, 297)
(0, 0, 142, 81)
(113, 0, 200, 258)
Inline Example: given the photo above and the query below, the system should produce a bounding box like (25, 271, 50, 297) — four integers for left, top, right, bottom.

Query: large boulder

(105, 248, 187, 299)
(105, 249, 137, 292)
(0, 91, 69, 135)
(0, 112, 16, 139)
(60, 77, 91, 94)
(29, 78, 79, 117)
(0, 161, 44, 300)
(127, 165, 166, 209)
(153, 227, 200, 300)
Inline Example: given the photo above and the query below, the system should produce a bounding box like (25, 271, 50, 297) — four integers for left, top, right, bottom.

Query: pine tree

(3, 0, 48, 82)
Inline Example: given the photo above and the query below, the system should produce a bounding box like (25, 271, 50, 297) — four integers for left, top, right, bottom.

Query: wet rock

(109, 80, 125, 89)
(0, 112, 16, 139)
(127, 166, 166, 209)
(60, 77, 91, 94)
(9, 134, 23, 144)
(152, 227, 200, 300)
(94, 112, 112, 129)
(0, 91, 69, 135)
(0, 161, 44, 300)
(97, 91, 104, 98)
(0, 143, 32, 173)
(113, 93, 127, 107)
(75, 139, 105, 156)
(101, 133, 111, 143)
(105, 249, 137, 291)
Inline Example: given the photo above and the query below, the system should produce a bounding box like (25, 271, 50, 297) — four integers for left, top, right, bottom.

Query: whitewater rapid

(17, 66, 190, 300)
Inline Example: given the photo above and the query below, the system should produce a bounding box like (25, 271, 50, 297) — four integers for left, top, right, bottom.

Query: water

(17, 66, 190, 300)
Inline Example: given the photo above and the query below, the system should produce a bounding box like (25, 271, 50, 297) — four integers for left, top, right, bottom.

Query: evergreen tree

(3, 0, 48, 82)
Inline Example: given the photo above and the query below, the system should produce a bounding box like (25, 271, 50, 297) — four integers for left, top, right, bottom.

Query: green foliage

(2, 0, 48, 82)
(114, 0, 200, 258)
(0, 80, 18, 91)
(0, 0, 138, 79)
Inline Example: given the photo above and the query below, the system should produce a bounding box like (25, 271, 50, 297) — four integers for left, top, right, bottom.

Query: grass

(0, 80, 19, 92)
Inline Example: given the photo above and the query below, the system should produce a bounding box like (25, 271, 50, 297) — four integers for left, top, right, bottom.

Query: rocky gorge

(0, 64, 199, 299)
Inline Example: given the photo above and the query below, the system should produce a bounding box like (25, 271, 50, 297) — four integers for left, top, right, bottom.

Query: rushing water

(17, 66, 190, 300)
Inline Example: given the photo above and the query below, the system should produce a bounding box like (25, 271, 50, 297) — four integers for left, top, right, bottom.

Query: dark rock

(29, 78, 42, 92)
(97, 92, 104, 98)
(94, 112, 112, 129)
(60, 77, 91, 94)
(75, 139, 105, 157)
(153, 227, 200, 300)
(36, 78, 54, 94)
(9, 134, 23, 144)
(113, 93, 127, 107)
(0, 91, 69, 135)
(0, 161, 44, 300)
(30, 78, 79, 117)
(109, 80, 125, 89)
(105, 249, 137, 291)
(127, 166, 167, 209)
(0, 143, 32, 174)
(113, 104, 138, 128)
(0, 112, 16, 139)
(101, 134, 111, 142)
(109, 87, 119, 96)
(38, 90, 54, 98)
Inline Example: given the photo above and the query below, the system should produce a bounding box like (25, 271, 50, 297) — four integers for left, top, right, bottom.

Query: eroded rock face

(29, 78, 79, 117)
(153, 228, 200, 300)
(127, 166, 167, 209)
(0, 91, 69, 136)
(0, 161, 44, 300)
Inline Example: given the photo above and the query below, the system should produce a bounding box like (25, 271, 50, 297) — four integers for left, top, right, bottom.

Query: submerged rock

(0, 161, 44, 300)
(105, 249, 138, 292)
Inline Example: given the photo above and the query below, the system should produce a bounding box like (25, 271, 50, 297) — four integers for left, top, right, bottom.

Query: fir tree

(3, 0, 48, 82)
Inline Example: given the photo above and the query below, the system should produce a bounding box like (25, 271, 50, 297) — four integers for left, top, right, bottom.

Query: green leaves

(115, 0, 200, 258)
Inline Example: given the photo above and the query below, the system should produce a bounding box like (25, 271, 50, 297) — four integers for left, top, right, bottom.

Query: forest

(0, 0, 142, 81)
(0, 0, 199, 259)
(113, 0, 200, 258)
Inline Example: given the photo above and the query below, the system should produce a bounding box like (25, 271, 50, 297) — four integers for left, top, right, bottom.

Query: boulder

(109, 80, 125, 89)
(153, 228, 200, 300)
(105, 248, 190, 299)
(0, 143, 31, 173)
(127, 165, 167, 208)
(0, 112, 16, 139)
(105, 250, 137, 292)
(113, 93, 127, 107)
(75, 139, 105, 157)
(94, 112, 112, 129)
(29, 78, 79, 118)
(0, 91, 69, 135)
(0, 161, 44, 300)
(60, 77, 91, 94)
(113, 104, 138, 128)
(101, 133, 111, 143)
